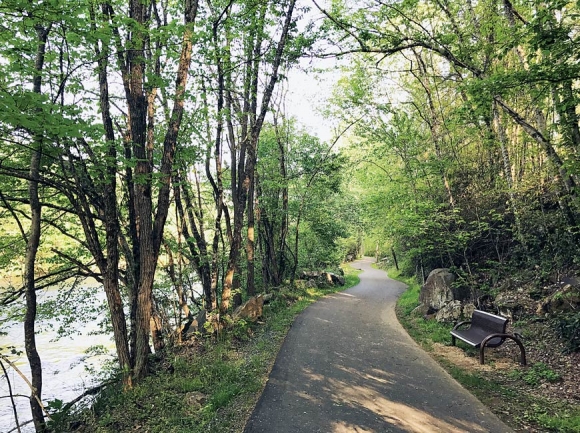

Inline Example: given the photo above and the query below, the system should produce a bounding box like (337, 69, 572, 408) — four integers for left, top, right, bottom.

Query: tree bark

(90, 3, 133, 385)
(221, 0, 297, 313)
(246, 162, 256, 296)
(132, 0, 199, 380)
(492, 101, 525, 246)
(23, 23, 52, 433)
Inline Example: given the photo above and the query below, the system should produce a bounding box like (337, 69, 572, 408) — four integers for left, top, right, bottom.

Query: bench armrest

(452, 320, 471, 331)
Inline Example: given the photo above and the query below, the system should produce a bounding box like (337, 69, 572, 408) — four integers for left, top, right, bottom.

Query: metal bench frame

(451, 310, 527, 366)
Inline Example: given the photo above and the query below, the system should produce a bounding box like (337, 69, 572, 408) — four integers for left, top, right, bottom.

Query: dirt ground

(431, 320, 580, 432)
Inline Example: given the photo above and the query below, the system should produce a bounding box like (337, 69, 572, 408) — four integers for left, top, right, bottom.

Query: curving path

(243, 257, 512, 433)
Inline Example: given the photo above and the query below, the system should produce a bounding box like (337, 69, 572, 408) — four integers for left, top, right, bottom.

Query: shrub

(556, 312, 580, 354)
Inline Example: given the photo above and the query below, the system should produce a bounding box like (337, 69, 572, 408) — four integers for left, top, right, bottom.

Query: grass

(391, 268, 580, 433)
(392, 271, 452, 349)
(70, 265, 362, 433)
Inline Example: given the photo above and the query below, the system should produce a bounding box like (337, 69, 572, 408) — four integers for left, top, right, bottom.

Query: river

(0, 284, 115, 433)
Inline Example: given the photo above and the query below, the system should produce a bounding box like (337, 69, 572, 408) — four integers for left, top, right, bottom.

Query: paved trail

(244, 257, 512, 433)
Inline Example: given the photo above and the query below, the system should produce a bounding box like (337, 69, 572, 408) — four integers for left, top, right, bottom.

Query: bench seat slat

(451, 328, 504, 347)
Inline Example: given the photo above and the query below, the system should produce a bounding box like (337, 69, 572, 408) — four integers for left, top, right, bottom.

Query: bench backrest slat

(471, 310, 508, 334)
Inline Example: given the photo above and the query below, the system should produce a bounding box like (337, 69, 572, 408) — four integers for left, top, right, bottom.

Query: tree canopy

(1, 0, 580, 431)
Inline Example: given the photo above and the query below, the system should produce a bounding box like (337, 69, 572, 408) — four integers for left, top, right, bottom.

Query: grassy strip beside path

(72, 265, 361, 433)
(390, 268, 580, 433)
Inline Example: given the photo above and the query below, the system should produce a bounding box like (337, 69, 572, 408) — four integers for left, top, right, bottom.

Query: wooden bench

(451, 310, 527, 366)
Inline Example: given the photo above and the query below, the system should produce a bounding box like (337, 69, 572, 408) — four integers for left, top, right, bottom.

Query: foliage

(324, 0, 580, 292)
(394, 272, 580, 433)
(75, 264, 361, 432)
(535, 410, 580, 433)
(556, 312, 580, 354)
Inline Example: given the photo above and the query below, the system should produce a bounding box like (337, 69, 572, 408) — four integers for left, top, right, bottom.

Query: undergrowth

(68, 265, 362, 433)
(392, 268, 580, 433)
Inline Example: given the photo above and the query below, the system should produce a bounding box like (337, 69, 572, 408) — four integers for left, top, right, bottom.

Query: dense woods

(324, 0, 580, 281)
(0, 0, 579, 431)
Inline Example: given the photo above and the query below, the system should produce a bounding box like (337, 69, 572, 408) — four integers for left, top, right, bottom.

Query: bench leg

(451, 335, 456, 346)
(480, 334, 527, 366)
(513, 337, 527, 366)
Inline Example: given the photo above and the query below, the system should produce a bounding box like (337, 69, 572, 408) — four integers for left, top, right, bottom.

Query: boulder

(305, 279, 317, 289)
(301, 271, 321, 280)
(322, 272, 345, 286)
(233, 292, 243, 308)
(184, 309, 207, 336)
(435, 300, 462, 323)
(537, 282, 580, 315)
(462, 302, 476, 318)
(419, 268, 464, 310)
(495, 290, 535, 320)
(410, 303, 436, 318)
(233, 294, 265, 322)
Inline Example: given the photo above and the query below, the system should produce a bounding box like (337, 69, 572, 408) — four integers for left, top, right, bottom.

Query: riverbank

(63, 266, 362, 432)
(0, 283, 115, 433)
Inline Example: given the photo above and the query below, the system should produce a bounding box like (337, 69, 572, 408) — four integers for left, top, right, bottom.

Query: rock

(184, 309, 207, 336)
(476, 294, 494, 311)
(233, 292, 243, 308)
(435, 300, 462, 323)
(305, 279, 317, 289)
(323, 272, 345, 286)
(233, 295, 264, 322)
(301, 271, 344, 286)
(419, 268, 466, 310)
(321, 272, 334, 285)
(410, 303, 436, 317)
(537, 282, 580, 315)
(185, 392, 207, 409)
(262, 293, 274, 303)
(495, 290, 535, 320)
(463, 302, 476, 318)
(301, 271, 321, 280)
(346, 254, 354, 262)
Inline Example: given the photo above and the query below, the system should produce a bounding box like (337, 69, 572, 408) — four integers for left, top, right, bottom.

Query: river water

(0, 284, 115, 433)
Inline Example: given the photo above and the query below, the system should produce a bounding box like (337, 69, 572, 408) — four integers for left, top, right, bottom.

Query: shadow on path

(244, 257, 512, 433)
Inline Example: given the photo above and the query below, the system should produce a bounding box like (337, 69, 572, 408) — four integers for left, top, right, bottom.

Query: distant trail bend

(244, 256, 512, 433)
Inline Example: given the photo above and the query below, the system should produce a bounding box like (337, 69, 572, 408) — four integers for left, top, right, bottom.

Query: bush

(556, 312, 580, 354)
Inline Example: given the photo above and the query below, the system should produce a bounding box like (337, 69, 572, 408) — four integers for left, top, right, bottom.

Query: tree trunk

(221, 0, 296, 313)
(91, 4, 133, 384)
(391, 247, 399, 271)
(133, 0, 199, 380)
(246, 161, 256, 296)
(25, 142, 45, 433)
(410, 50, 455, 208)
(24, 24, 51, 433)
(150, 304, 165, 353)
(492, 101, 525, 246)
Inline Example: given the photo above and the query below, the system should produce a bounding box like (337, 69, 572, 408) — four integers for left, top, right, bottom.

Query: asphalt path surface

(244, 257, 513, 433)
